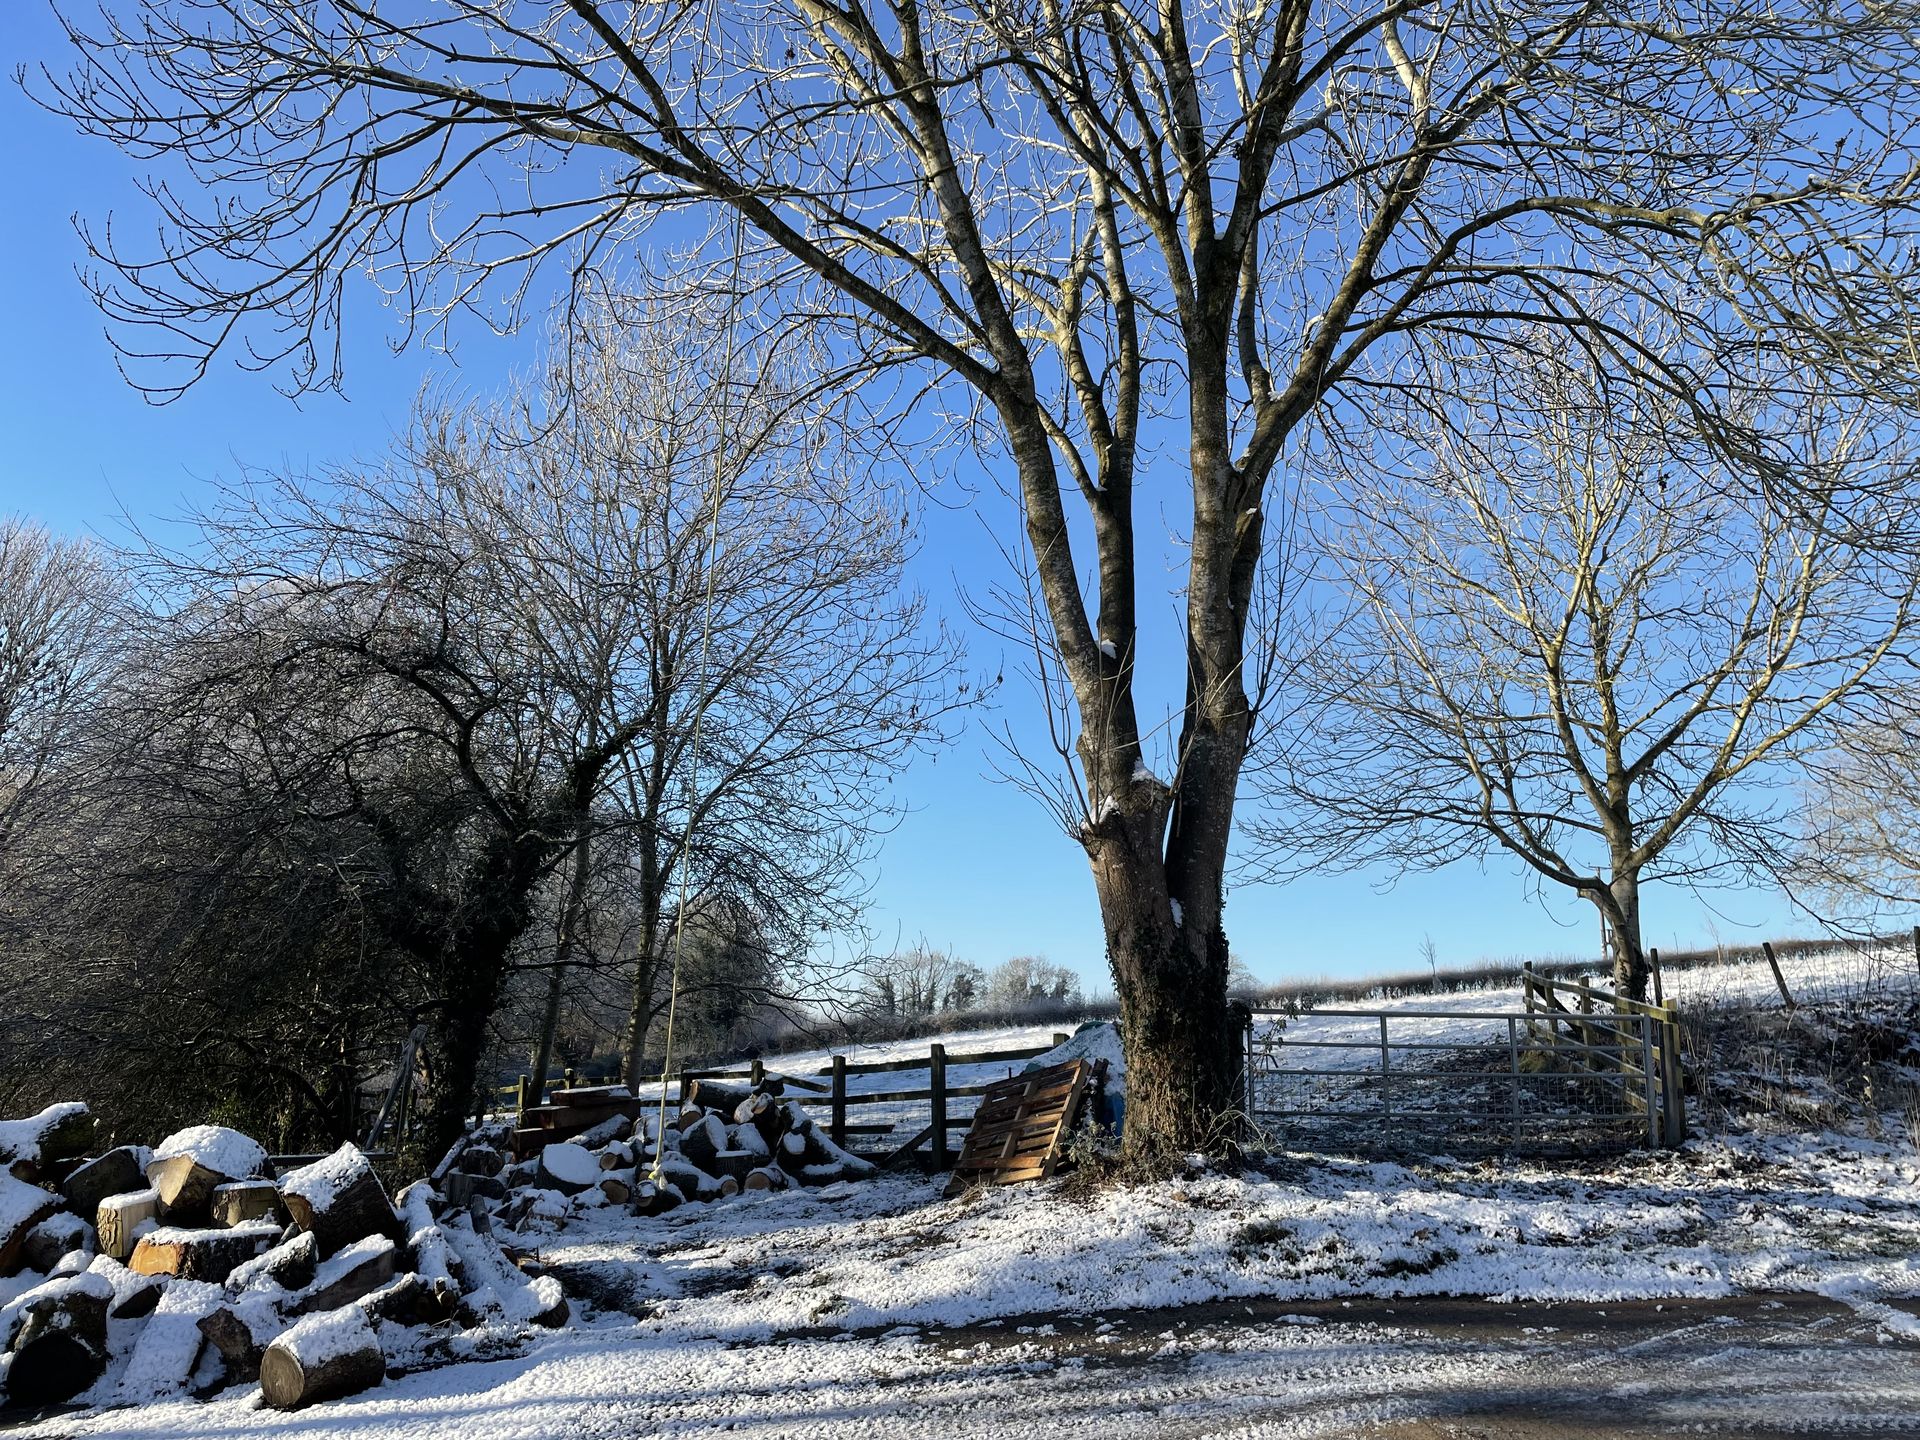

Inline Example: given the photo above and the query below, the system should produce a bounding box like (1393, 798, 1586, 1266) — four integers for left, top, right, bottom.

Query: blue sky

(1, 5, 1824, 993)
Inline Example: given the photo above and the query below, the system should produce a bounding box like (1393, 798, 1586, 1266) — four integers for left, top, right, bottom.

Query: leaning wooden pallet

(944, 1059, 1093, 1197)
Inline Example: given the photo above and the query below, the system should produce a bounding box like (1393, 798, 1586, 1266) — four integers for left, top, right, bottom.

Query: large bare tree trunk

(1601, 871, 1650, 1002)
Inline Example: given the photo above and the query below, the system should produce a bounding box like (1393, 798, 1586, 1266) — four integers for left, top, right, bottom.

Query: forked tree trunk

(1084, 771, 1241, 1161)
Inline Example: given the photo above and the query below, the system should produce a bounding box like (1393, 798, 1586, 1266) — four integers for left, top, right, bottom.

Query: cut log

(549, 1084, 633, 1107)
(728, 1122, 770, 1158)
(442, 1172, 507, 1208)
(357, 1271, 437, 1326)
(146, 1126, 269, 1224)
(259, 1306, 386, 1411)
(736, 1092, 791, 1151)
(455, 1145, 505, 1178)
(129, 1223, 279, 1283)
(657, 1157, 731, 1202)
(60, 1146, 149, 1223)
(226, 1230, 319, 1296)
(5, 1274, 111, 1406)
(565, 1114, 633, 1150)
(599, 1140, 634, 1171)
(630, 1179, 683, 1217)
(678, 1114, 728, 1172)
(396, 1182, 465, 1317)
(688, 1077, 766, 1114)
(776, 1119, 879, 1186)
(705, 1149, 758, 1184)
(533, 1143, 598, 1196)
(95, 1188, 160, 1264)
(597, 1172, 631, 1206)
(20, 1212, 94, 1273)
(1, 1172, 63, 1276)
(0, 1103, 96, 1173)
(441, 1215, 568, 1328)
(278, 1144, 402, 1257)
(109, 1273, 165, 1320)
(742, 1165, 788, 1192)
(212, 1179, 286, 1228)
(294, 1235, 397, 1315)
(197, 1306, 271, 1383)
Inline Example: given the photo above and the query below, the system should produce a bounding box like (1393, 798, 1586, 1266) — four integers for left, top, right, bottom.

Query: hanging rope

(648, 209, 750, 1186)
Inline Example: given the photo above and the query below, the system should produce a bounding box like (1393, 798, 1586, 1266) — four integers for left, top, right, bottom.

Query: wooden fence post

(1659, 1004, 1687, 1146)
(1052, 1032, 1070, 1047)
(515, 1074, 531, 1127)
(1761, 941, 1796, 1011)
(930, 1043, 949, 1171)
(750, 1058, 765, 1089)
(1649, 947, 1664, 1008)
(1576, 976, 1595, 1068)
(1912, 924, 1918, 981)
(830, 1055, 847, 1149)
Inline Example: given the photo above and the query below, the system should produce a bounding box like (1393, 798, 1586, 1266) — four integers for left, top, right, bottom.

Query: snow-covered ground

(21, 946, 1920, 1439)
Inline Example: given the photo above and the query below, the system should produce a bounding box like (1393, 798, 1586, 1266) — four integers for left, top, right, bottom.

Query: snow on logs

(0, 1106, 569, 1416)
(279, 1144, 404, 1256)
(146, 1125, 270, 1223)
(259, 1305, 386, 1411)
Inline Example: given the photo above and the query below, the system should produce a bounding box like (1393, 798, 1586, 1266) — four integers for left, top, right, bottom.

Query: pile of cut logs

(489, 1076, 876, 1223)
(0, 1103, 563, 1414)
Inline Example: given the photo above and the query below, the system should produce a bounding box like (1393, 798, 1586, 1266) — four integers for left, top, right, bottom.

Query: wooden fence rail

(497, 1034, 1072, 1171)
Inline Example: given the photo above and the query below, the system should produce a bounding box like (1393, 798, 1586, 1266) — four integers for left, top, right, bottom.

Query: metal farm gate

(1244, 967, 1686, 1153)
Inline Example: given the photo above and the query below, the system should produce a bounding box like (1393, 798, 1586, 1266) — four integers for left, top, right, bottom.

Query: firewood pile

(0, 1075, 885, 1416)
(0, 1102, 564, 1415)
(480, 1076, 877, 1227)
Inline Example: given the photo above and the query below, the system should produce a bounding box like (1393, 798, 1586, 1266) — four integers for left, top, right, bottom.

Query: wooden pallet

(943, 1059, 1092, 1196)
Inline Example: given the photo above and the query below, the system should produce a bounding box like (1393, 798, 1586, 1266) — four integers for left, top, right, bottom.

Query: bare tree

(41, 0, 1920, 1153)
(1795, 696, 1920, 912)
(1254, 330, 1920, 998)
(858, 943, 984, 1016)
(50, 296, 949, 1149)
(441, 297, 955, 1086)
(0, 518, 115, 867)
(985, 955, 1084, 1010)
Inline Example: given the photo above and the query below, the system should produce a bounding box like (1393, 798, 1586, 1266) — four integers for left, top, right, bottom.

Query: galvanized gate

(1244, 975, 1685, 1153)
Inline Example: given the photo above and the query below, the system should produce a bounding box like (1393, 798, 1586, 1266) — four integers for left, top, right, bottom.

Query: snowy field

(17, 944, 1920, 1439)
